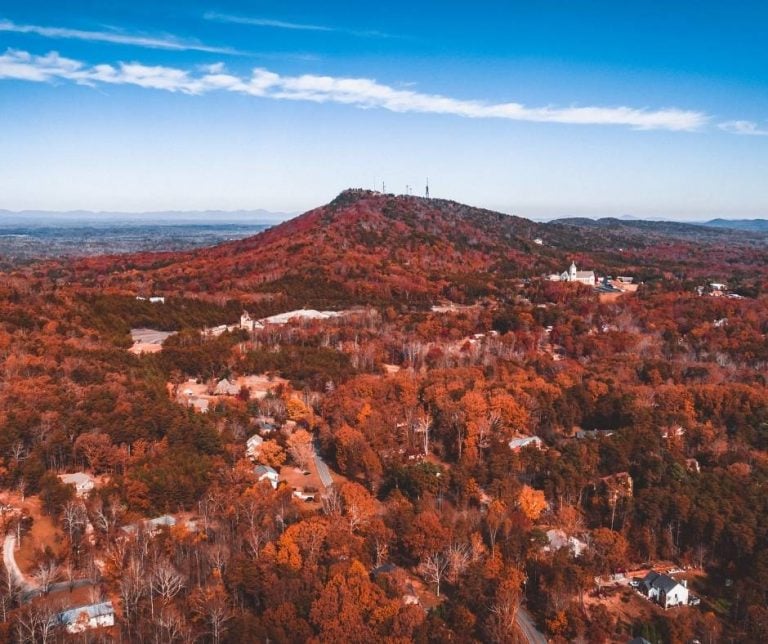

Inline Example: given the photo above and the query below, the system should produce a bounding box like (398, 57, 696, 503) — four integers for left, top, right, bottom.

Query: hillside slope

(69, 190, 768, 307)
(80, 190, 566, 306)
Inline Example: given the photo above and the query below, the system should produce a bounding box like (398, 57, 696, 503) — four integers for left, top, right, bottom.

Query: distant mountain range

(0, 209, 292, 226)
(699, 218, 768, 232)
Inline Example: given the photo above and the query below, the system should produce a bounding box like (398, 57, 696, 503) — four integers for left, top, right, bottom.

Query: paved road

(313, 440, 334, 489)
(3, 534, 36, 595)
(4, 534, 94, 602)
(517, 606, 547, 644)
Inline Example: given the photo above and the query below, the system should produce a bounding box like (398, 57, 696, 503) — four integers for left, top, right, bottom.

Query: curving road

(3, 534, 38, 597)
(4, 534, 93, 602)
(517, 606, 548, 644)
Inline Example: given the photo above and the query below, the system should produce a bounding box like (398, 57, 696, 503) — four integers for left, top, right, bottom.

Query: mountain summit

(96, 189, 557, 307)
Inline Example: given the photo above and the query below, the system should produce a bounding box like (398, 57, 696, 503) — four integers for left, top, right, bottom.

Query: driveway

(517, 606, 548, 644)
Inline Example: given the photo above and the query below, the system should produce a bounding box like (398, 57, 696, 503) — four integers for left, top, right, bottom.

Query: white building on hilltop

(549, 262, 596, 286)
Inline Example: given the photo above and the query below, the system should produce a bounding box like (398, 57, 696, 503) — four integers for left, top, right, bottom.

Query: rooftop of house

(58, 601, 114, 625)
(255, 465, 278, 477)
(58, 472, 95, 486)
(642, 570, 682, 592)
(508, 435, 543, 449)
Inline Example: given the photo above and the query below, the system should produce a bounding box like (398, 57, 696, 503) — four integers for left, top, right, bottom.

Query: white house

(58, 601, 114, 633)
(508, 435, 544, 452)
(213, 378, 240, 396)
(246, 434, 264, 459)
(58, 472, 95, 497)
(255, 465, 279, 489)
(544, 529, 587, 557)
(121, 514, 177, 537)
(549, 262, 596, 286)
(640, 571, 689, 608)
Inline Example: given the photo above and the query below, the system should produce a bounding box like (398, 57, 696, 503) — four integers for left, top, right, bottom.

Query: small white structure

(255, 465, 279, 489)
(246, 434, 264, 459)
(58, 601, 114, 633)
(508, 435, 544, 452)
(709, 282, 727, 291)
(544, 529, 587, 557)
(533, 238, 544, 245)
(640, 571, 689, 608)
(240, 311, 263, 332)
(187, 396, 210, 413)
(661, 425, 686, 440)
(121, 514, 177, 537)
(58, 472, 95, 497)
(213, 378, 240, 396)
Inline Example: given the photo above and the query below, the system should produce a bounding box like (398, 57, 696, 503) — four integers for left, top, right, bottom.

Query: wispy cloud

(204, 11, 394, 39)
(718, 120, 768, 136)
(0, 19, 240, 55)
(0, 48, 709, 131)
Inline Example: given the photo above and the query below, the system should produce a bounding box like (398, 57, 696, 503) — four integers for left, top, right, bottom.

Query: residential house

(58, 472, 95, 497)
(508, 435, 544, 452)
(255, 465, 279, 489)
(121, 514, 177, 537)
(187, 396, 210, 413)
(58, 601, 115, 633)
(246, 434, 264, 459)
(213, 378, 240, 396)
(575, 429, 615, 440)
(544, 529, 587, 557)
(639, 571, 689, 608)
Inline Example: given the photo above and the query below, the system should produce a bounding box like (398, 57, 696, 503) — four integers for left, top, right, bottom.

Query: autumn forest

(1, 190, 768, 643)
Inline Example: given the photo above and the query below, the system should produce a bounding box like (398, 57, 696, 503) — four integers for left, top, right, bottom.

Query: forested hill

(68, 189, 768, 307)
(73, 189, 562, 307)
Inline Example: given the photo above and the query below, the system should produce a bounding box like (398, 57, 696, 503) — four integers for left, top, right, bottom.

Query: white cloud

(0, 48, 710, 131)
(203, 11, 394, 39)
(718, 120, 768, 136)
(0, 19, 240, 54)
(204, 12, 332, 32)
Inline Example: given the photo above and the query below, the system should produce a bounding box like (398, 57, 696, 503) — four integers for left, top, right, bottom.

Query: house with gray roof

(58, 601, 114, 633)
(640, 570, 689, 608)
(254, 465, 279, 489)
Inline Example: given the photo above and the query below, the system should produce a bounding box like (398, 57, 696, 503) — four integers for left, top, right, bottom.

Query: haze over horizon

(1, 1, 767, 219)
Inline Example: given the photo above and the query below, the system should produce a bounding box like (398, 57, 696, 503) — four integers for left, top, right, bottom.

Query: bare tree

(414, 412, 433, 455)
(446, 542, 471, 584)
(486, 596, 521, 644)
(320, 486, 341, 516)
(419, 551, 449, 596)
(0, 563, 21, 622)
(206, 543, 230, 576)
(155, 605, 191, 643)
(150, 559, 185, 618)
(191, 584, 231, 644)
(119, 557, 146, 630)
(62, 500, 87, 543)
(14, 601, 57, 644)
(33, 562, 59, 595)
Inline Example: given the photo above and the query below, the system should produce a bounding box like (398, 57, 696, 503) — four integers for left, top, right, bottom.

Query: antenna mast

(425, 178, 430, 198)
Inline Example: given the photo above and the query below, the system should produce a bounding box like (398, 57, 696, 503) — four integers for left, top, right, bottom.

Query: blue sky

(1, 1, 767, 218)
